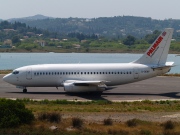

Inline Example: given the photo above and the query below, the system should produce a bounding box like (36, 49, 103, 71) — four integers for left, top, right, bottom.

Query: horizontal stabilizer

(151, 62, 174, 69)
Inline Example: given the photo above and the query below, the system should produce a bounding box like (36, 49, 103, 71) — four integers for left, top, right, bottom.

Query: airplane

(3, 28, 174, 93)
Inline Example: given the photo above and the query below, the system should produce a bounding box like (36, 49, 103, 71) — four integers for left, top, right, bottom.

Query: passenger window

(34, 73, 36, 75)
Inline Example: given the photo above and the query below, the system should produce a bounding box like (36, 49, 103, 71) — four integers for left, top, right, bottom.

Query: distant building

(73, 44, 81, 49)
(4, 39, 12, 46)
(81, 40, 87, 43)
(23, 36, 29, 39)
(36, 34, 43, 37)
(35, 40, 46, 47)
(50, 38, 59, 41)
(57, 46, 62, 48)
(27, 32, 35, 36)
(3, 29, 16, 32)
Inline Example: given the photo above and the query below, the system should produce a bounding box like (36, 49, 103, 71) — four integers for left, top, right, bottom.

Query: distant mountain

(8, 14, 54, 22)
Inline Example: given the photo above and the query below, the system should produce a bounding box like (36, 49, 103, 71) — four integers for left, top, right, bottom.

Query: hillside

(8, 14, 53, 22)
(8, 15, 180, 38)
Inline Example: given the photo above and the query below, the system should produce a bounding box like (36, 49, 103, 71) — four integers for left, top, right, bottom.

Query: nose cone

(3, 74, 13, 83)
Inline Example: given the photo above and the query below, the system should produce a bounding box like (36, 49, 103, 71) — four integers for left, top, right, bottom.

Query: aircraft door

(26, 67, 32, 80)
(133, 68, 139, 79)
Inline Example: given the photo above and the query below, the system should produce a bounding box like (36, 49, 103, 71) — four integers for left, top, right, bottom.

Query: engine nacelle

(64, 83, 106, 92)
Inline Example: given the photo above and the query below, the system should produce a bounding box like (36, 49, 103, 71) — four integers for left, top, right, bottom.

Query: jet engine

(63, 83, 106, 92)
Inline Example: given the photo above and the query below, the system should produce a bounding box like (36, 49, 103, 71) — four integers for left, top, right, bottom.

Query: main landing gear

(23, 89, 27, 93)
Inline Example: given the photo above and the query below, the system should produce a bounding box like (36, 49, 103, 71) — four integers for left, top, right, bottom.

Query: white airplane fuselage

(4, 63, 170, 87)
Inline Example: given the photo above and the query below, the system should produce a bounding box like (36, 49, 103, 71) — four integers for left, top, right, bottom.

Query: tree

(12, 35, 20, 44)
(123, 35, 136, 45)
(144, 30, 161, 44)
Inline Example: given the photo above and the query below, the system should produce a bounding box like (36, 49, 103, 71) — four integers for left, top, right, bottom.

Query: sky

(0, 0, 180, 20)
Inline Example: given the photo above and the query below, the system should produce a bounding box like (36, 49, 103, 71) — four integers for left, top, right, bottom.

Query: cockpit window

(12, 70, 19, 74)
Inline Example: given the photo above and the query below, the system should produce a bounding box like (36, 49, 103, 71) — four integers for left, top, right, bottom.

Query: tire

(23, 89, 27, 93)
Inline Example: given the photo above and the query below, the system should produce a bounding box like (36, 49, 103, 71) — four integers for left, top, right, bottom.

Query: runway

(0, 74, 180, 101)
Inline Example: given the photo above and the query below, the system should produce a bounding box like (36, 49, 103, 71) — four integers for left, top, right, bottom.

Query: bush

(126, 118, 139, 127)
(72, 117, 83, 128)
(38, 112, 61, 123)
(163, 120, 175, 130)
(103, 118, 113, 125)
(0, 99, 34, 128)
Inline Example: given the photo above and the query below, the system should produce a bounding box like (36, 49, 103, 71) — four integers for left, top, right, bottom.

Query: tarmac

(0, 74, 180, 101)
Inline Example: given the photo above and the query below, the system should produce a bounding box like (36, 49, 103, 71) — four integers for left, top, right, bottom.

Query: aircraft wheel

(23, 89, 27, 93)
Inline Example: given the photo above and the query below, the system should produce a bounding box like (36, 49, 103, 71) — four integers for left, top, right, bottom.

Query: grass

(162, 73, 180, 77)
(22, 99, 180, 113)
(37, 112, 62, 123)
(1, 99, 180, 134)
(0, 70, 12, 74)
(1, 119, 179, 135)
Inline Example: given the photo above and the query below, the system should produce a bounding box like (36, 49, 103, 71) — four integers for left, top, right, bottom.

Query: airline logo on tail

(147, 31, 167, 57)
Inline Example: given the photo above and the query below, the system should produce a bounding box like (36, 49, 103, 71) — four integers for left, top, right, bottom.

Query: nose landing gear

(16, 86, 27, 93)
